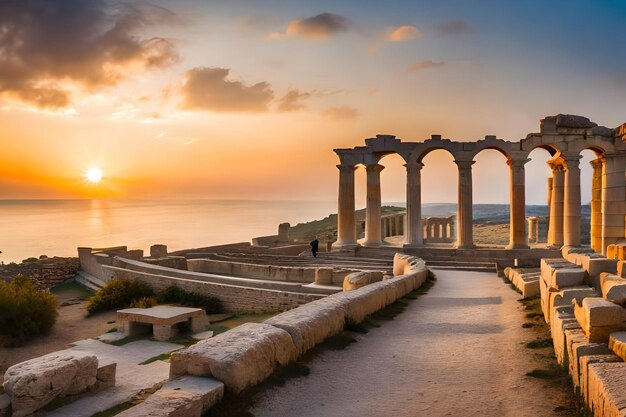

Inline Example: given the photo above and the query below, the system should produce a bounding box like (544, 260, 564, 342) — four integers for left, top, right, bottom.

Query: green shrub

(158, 285, 222, 313)
(0, 274, 58, 346)
(129, 296, 157, 309)
(87, 278, 153, 315)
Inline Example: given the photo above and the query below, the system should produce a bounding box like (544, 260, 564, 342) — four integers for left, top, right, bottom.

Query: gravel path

(250, 270, 572, 417)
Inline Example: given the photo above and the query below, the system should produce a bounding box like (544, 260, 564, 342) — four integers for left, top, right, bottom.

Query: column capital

(561, 153, 582, 171)
(336, 164, 357, 173)
(507, 158, 531, 168)
(547, 157, 566, 172)
(454, 160, 475, 170)
(589, 157, 605, 169)
(365, 163, 385, 173)
(404, 162, 424, 171)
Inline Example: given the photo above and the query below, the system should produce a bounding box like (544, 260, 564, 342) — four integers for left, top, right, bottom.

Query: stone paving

(46, 339, 184, 417)
(250, 270, 573, 417)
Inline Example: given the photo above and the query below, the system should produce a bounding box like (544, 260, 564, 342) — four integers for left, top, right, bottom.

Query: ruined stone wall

(0, 257, 79, 289)
(101, 265, 322, 313)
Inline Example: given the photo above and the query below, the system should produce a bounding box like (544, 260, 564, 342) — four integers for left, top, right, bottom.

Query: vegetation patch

(87, 278, 154, 315)
(526, 338, 553, 349)
(158, 285, 222, 314)
(139, 350, 178, 365)
(522, 322, 536, 328)
(0, 274, 58, 346)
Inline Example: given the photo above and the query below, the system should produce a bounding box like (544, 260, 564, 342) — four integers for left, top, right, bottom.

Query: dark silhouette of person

(310, 239, 319, 258)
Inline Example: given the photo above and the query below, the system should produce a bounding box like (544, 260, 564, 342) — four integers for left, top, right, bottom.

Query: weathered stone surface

(314, 268, 333, 285)
(555, 114, 597, 128)
(342, 271, 383, 291)
(580, 354, 622, 407)
(3, 352, 98, 417)
(169, 323, 295, 393)
(549, 268, 585, 289)
(567, 337, 611, 390)
(265, 297, 346, 356)
(116, 389, 203, 417)
(161, 376, 224, 412)
(575, 297, 626, 342)
(95, 362, 116, 390)
(587, 362, 626, 417)
(601, 273, 626, 305)
(608, 332, 626, 362)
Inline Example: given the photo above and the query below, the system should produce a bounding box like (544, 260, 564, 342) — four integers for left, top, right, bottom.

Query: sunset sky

(1, 0, 625, 205)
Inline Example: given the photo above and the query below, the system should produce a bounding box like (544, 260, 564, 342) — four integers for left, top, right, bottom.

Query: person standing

(310, 239, 319, 258)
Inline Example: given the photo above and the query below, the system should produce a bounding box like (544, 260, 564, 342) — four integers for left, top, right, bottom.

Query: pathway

(250, 270, 572, 417)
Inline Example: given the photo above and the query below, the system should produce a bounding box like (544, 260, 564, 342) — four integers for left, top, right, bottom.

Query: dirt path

(0, 283, 116, 384)
(250, 270, 574, 417)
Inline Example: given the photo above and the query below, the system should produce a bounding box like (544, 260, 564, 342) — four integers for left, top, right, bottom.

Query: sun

(86, 167, 103, 183)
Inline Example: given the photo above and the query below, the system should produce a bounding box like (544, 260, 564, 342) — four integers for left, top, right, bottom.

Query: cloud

(436, 20, 473, 36)
(276, 89, 311, 112)
(406, 60, 446, 72)
(323, 106, 359, 120)
(180, 67, 274, 112)
(269, 13, 352, 40)
(385, 25, 421, 42)
(0, 0, 179, 110)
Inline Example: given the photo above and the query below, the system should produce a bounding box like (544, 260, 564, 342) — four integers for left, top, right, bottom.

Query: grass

(139, 350, 178, 365)
(526, 338, 553, 349)
(109, 334, 148, 346)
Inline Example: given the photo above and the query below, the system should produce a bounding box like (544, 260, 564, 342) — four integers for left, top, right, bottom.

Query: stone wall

(0, 257, 79, 289)
(102, 265, 323, 313)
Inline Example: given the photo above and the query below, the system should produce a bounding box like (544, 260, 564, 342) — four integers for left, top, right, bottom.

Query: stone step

(425, 260, 496, 268)
(75, 271, 105, 291)
(429, 265, 497, 273)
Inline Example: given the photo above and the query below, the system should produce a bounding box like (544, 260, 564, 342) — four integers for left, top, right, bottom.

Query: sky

(0, 0, 624, 205)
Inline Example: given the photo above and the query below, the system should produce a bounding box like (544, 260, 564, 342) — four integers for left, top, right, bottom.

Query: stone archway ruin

(333, 114, 626, 255)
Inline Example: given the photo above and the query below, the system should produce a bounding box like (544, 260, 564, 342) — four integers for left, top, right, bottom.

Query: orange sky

(0, 1, 624, 204)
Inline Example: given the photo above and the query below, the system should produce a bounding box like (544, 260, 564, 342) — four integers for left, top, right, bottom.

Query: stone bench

(118, 306, 209, 341)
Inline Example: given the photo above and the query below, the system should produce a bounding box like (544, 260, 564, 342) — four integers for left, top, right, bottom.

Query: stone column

(455, 160, 475, 249)
(507, 158, 529, 249)
(334, 164, 358, 249)
(590, 157, 604, 253)
(381, 218, 387, 239)
(363, 164, 384, 247)
(547, 177, 553, 221)
(601, 154, 626, 254)
(449, 218, 455, 239)
(547, 159, 565, 247)
(527, 217, 539, 243)
(563, 155, 582, 247)
(404, 162, 424, 247)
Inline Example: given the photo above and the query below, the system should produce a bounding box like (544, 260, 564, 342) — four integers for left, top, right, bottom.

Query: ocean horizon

(0, 199, 582, 264)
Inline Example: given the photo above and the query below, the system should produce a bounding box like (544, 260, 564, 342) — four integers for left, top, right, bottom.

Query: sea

(0, 199, 586, 264)
(0, 199, 337, 264)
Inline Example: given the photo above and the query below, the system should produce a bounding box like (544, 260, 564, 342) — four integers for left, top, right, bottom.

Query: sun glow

(86, 167, 103, 183)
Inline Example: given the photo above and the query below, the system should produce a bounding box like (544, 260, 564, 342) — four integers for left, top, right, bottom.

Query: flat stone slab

(118, 306, 204, 320)
(95, 331, 127, 343)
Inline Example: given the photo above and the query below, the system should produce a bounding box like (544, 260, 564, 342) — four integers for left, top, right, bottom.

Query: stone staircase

(75, 271, 106, 291)
(424, 259, 497, 273)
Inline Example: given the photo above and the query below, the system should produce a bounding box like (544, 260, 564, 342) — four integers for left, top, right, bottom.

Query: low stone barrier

(0, 256, 79, 289)
(503, 267, 540, 298)
(342, 271, 383, 291)
(169, 253, 429, 396)
(537, 251, 626, 417)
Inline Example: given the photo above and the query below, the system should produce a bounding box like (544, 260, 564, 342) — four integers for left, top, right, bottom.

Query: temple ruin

(333, 114, 626, 254)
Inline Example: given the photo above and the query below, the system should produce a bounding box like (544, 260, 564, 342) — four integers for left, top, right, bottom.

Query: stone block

(582, 257, 618, 280)
(601, 273, 626, 305)
(3, 352, 98, 417)
(551, 305, 577, 366)
(343, 271, 383, 291)
(96, 362, 116, 390)
(574, 297, 626, 342)
(618, 261, 626, 279)
(265, 297, 346, 356)
(580, 354, 622, 407)
(314, 268, 333, 285)
(567, 337, 611, 390)
(587, 362, 626, 417)
(116, 389, 203, 417)
(548, 286, 598, 325)
(150, 244, 168, 258)
(609, 332, 626, 362)
(169, 323, 296, 393)
(549, 268, 585, 289)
